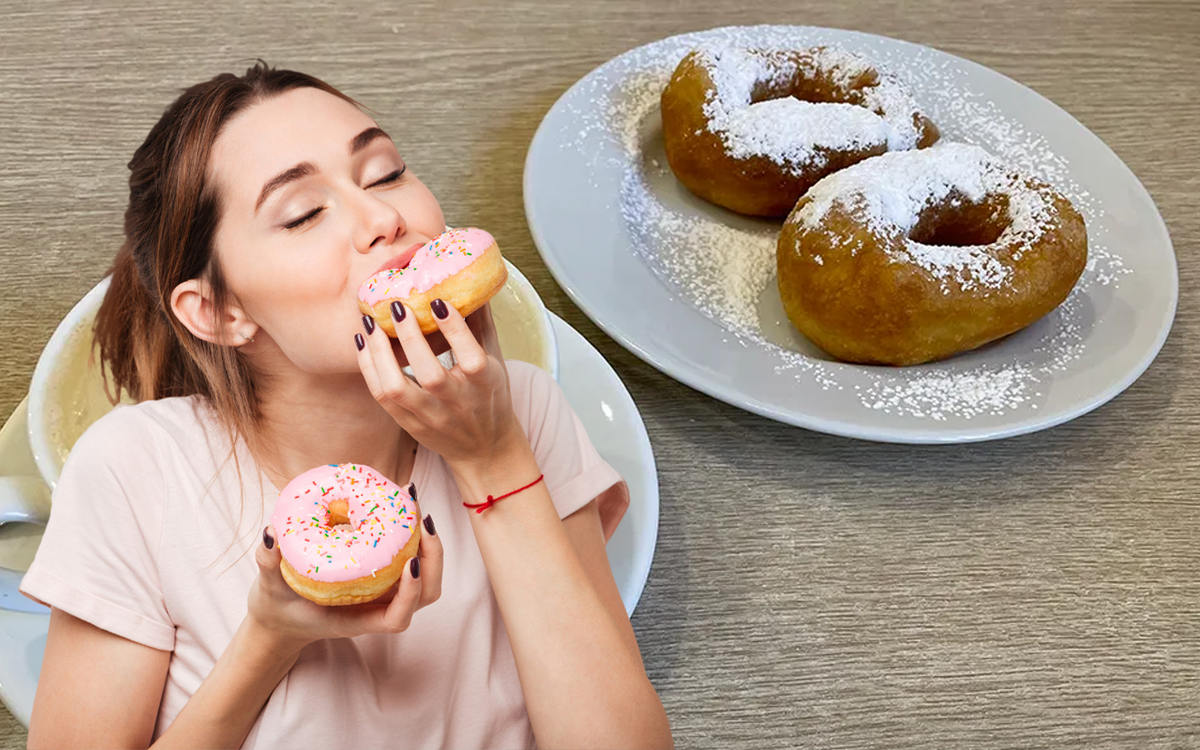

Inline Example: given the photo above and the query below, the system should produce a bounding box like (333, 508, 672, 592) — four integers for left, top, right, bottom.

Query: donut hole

(326, 498, 352, 528)
(749, 76, 869, 109)
(908, 192, 1010, 247)
(747, 56, 880, 109)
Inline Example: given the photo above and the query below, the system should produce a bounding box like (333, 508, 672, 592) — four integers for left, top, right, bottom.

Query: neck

(251, 370, 417, 492)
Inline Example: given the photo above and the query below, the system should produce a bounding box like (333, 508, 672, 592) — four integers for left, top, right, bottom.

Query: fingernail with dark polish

(391, 301, 406, 322)
(409, 483, 418, 501)
(410, 557, 420, 579)
(362, 314, 376, 335)
(423, 514, 436, 536)
(431, 299, 448, 320)
(263, 526, 274, 550)
(354, 333, 365, 351)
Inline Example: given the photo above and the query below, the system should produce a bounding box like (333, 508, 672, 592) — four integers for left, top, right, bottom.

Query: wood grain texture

(1, 0, 1197, 748)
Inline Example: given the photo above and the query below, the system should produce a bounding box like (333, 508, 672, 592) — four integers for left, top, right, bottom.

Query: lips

(371, 239, 427, 278)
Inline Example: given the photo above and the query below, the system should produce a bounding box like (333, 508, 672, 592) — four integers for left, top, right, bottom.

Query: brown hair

(94, 60, 360, 493)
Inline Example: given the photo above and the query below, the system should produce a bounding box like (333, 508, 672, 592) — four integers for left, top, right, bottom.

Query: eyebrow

(254, 126, 394, 213)
(350, 126, 390, 155)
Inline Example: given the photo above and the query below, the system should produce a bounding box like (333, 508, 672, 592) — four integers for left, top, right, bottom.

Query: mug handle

(0, 568, 48, 614)
(0, 476, 50, 525)
(0, 477, 51, 613)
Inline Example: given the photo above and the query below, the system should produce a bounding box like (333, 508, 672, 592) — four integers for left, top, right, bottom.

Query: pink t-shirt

(20, 360, 629, 749)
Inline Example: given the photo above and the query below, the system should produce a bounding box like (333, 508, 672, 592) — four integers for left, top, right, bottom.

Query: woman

(19, 61, 672, 749)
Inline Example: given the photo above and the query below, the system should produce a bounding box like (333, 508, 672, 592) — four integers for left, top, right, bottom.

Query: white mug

(0, 277, 114, 612)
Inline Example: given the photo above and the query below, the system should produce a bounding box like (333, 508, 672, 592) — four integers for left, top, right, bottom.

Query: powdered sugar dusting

(792, 141, 1060, 293)
(720, 98, 892, 168)
(697, 46, 928, 172)
(556, 25, 1130, 423)
(865, 366, 1034, 420)
(904, 242, 1012, 293)
(797, 142, 1051, 239)
(621, 165, 778, 335)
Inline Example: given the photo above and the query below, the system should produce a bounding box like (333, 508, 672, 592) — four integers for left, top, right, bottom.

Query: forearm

(453, 440, 672, 749)
(151, 618, 302, 749)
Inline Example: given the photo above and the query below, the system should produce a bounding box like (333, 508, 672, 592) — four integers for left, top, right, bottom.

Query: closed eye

(282, 165, 407, 230)
(369, 165, 406, 187)
(283, 206, 323, 229)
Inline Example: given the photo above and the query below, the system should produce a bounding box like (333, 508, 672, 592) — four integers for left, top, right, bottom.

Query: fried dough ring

(777, 143, 1088, 365)
(662, 46, 939, 217)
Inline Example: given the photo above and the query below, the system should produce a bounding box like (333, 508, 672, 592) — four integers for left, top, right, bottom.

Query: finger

(431, 299, 490, 378)
(255, 525, 291, 596)
(391, 301, 448, 392)
(379, 554, 423, 632)
(415, 511, 444, 608)
(357, 315, 430, 415)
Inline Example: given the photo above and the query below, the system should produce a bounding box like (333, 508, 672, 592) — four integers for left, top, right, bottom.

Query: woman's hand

(356, 301, 673, 748)
(246, 514, 444, 653)
(355, 300, 525, 470)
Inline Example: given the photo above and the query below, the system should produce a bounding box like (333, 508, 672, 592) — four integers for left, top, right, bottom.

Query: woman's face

(205, 86, 446, 372)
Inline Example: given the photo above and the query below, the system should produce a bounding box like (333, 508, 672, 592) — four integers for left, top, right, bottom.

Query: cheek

(242, 245, 342, 317)
(235, 246, 361, 369)
(403, 180, 447, 236)
(265, 259, 357, 336)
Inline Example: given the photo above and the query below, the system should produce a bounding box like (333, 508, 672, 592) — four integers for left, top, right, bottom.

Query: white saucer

(551, 312, 660, 616)
(0, 313, 659, 728)
(0, 393, 48, 728)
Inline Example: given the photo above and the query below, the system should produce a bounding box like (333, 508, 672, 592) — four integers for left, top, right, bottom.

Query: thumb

(257, 525, 284, 579)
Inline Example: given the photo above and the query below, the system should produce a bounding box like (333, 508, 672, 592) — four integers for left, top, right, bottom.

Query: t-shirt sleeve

(508, 360, 630, 541)
(20, 404, 175, 651)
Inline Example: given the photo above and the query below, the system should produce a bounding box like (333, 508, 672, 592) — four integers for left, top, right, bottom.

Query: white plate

(0, 313, 659, 727)
(523, 25, 1178, 443)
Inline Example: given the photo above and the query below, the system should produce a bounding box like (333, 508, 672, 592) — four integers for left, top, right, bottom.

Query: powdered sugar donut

(272, 463, 421, 606)
(777, 142, 1088, 366)
(661, 45, 939, 217)
(358, 227, 507, 336)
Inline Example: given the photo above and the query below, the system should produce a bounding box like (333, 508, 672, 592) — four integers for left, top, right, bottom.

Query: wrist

(449, 433, 543, 510)
(448, 425, 533, 482)
(241, 612, 309, 664)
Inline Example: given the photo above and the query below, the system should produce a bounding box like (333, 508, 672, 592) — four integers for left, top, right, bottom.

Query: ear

(170, 278, 258, 347)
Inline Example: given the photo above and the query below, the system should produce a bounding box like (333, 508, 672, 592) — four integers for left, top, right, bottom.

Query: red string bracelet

(463, 474, 545, 514)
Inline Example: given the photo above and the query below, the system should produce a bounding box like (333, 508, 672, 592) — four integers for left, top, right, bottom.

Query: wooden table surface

(2, 1, 1197, 747)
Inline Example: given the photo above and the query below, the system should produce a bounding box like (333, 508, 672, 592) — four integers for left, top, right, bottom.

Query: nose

(353, 190, 407, 254)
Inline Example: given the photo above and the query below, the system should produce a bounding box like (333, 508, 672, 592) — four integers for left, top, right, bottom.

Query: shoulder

(504, 359, 586, 469)
(66, 394, 215, 474)
(52, 395, 228, 525)
(85, 394, 213, 437)
(505, 359, 569, 431)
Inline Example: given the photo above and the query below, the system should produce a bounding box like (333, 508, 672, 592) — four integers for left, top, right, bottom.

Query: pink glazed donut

(358, 227, 508, 336)
(271, 463, 421, 606)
